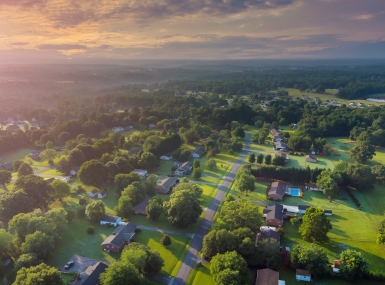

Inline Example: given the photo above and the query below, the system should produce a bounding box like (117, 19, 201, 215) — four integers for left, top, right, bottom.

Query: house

(73, 261, 108, 285)
(349, 102, 357, 106)
(160, 152, 173, 161)
(314, 97, 321, 102)
(302, 95, 309, 99)
(89, 189, 98, 197)
(100, 215, 122, 227)
(133, 169, 148, 179)
(305, 155, 317, 163)
(148, 123, 156, 129)
(128, 125, 134, 129)
(267, 182, 287, 201)
(174, 161, 182, 167)
(134, 195, 151, 215)
(270, 128, 281, 137)
(157, 177, 179, 194)
(331, 100, 337, 104)
(101, 223, 137, 253)
(29, 151, 42, 161)
(263, 204, 283, 227)
(256, 228, 281, 245)
(112, 127, 124, 132)
(192, 147, 205, 158)
(0, 162, 13, 171)
(128, 148, 142, 155)
(305, 183, 322, 191)
(175, 161, 193, 176)
(98, 191, 107, 199)
(6, 124, 20, 132)
(255, 268, 286, 285)
(358, 103, 365, 107)
(298, 204, 310, 214)
(274, 141, 288, 151)
(296, 269, 311, 282)
(70, 166, 80, 176)
(332, 260, 340, 273)
(324, 209, 333, 216)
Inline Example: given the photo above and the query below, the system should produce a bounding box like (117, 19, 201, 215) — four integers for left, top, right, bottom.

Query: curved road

(172, 133, 251, 285)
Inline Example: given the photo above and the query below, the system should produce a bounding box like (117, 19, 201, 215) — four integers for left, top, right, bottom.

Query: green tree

(67, 148, 86, 166)
(114, 172, 142, 193)
(51, 179, 70, 199)
(21, 231, 55, 260)
(201, 229, 237, 259)
(0, 170, 12, 186)
(205, 158, 217, 170)
(317, 170, 338, 201)
(39, 149, 56, 162)
(237, 173, 255, 195)
(122, 242, 164, 274)
(14, 253, 42, 272)
(45, 208, 68, 233)
(0, 190, 34, 221)
(0, 228, 13, 259)
(248, 153, 256, 163)
(192, 167, 202, 179)
(122, 182, 146, 206)
(173, 182, 203, 198)
(348, 132, 376, 163)
(231, 127, 245, 138)
(210, 251, 248, 285)
(18, 163, 34, 177)
(257, 153, 264, 164)
(85, 200, 106, 223)
(265, 154, 272, 165)
(290, 244, 329, 279)
(313, 137, 327, 153)
(14, 263, 64, 285)
(138, 152, 158, 170)
(8, 213, 31, 240)
(144, 174, 158, 196)
(298, 206, 332, 242)
(115, 196, 134, 219)
(163, 190, 202, 228)
(146, 199, 163, 221)
(14, 175, 54, 209)
(219, 200, 263, 232)
(78, 160, 108, 186)
(372, 165, 385, 182)
(339, 249, 369, 281)
(214, 268, 242, 285)
(100, 260, 142, 285)
(346, 163, 376, 190)
(193, 159, 200, 168)
(255, 238, 283, 270)
(376, 219, 385, 245)
(160, 235, 171, 246)
(56, 158, 72, 175)
(58, 132, 70, 143)
(113, 156, 133, 174)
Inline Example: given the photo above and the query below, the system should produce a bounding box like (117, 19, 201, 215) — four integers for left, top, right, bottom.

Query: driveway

(60, 255, 109, 273)
(172, 133, 251, 285)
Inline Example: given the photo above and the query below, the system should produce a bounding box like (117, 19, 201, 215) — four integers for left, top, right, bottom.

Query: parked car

(64, 261, 75, 269)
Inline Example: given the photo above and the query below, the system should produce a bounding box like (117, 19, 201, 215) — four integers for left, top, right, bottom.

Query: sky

(0, 0, 385, 63)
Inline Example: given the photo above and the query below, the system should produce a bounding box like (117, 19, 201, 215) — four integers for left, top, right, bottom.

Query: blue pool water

(290, 189, 300, 196)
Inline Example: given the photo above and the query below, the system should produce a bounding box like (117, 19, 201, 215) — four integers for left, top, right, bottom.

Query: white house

(98, 191, 107, 199)
(305, 183, 322, 191)
(70, 166, 80, 176)
(296, 269, 311, 282)
(100, 215, 122, 227)
(89, 189, 98, 197)
(112, 127, 124, 132)
(133, 169, 148, 179)
(160, 152, 173, 161)
(324, 209, 333, 216)
(148, 123, 156, 129)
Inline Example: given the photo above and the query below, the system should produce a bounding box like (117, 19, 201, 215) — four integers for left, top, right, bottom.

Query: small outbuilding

(305, 183, 322, 191)
(133, 169, 148, 179)
(100, 215, 122, 227)
(88, 189, 98, 197)
(192, 147, 205, 158)
(160, 152, 173, 161)
(324, 209, 333, 216)
(305, 155, 317, 163)
(296, 269, 311, 282)
(298, 204, 311, 214)
(98, 191, 107, 199)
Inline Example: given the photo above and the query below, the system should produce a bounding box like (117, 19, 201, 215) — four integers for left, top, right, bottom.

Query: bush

(79, 198, 87, 205)
(134, 228, 141, 233)
(86, 226, 95, 234)
(160, 235, 172, 246)
(76, 185, 86, 193)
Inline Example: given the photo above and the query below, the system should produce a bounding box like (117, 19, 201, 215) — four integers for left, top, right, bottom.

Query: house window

(107, 245, 109, 248)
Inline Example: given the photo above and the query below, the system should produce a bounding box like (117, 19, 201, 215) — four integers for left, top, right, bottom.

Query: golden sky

(1, 0, 385, 62)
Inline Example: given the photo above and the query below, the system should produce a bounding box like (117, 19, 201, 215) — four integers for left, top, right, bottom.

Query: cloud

(37, 44, 88, 50)
(9, 42, 29, 46)
(353, 14, 373, 20)
(0, 0, 46, 7)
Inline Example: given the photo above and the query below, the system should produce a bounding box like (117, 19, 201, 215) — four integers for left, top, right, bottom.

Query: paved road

(137, 225, 195, 239)
(172, 133, 251, 285)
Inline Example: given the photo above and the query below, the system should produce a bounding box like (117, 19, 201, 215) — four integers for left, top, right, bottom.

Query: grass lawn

(39, 168, 63, 176)
(0, 148, 34, 163)
(199, 184, 219, 208)
(284, 88, 385, 106)
(134, 229, 191, 277)
(187, 263, 214, 285)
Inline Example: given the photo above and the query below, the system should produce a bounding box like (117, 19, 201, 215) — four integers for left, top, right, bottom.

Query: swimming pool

(289, 189, 300, 196)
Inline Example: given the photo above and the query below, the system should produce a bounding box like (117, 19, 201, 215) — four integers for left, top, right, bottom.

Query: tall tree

(144, 174, 158, 196)
(100, 260, 142, 285)
(346, 163, 376, 190)
(138, 152, 158, 170)
(317, 170, 338, 201)
(255, 238, 283, 270)
(0, 190, 34, 221)
(248, 153, 256, 163)
(67, 148, 86, 166)
(85, 201, 106, 223)
(290, 244, 330, 279)
(298, 206, 332, 242)
(13, 263, 64, 285)
(21, 231, 55, 260)
(78, 160, 108, 186)
(339, 249, 369, 282)
(18, 163, 34, 177)
(51, 180, 70, 200)
(146, 199, 163, 221)
(348, 131, 376, 163)
(122, 182, 146, 206)
(265, 154, 272, 165)
(257, 153, 264, 164)
(0, 170, 12, 186)
(115, 196, 134, 219)
(114, 173, 142, 193)
(210, 251, 248, 285)
(14, 175, 54, 209)
(122, 242, 164, 274)
(237, 173, 255, 195)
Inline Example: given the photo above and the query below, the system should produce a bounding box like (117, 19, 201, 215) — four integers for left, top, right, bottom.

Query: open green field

(134, 229, 191, 277)
(284, 88, 385, 106)
(187, 263, 214, 285)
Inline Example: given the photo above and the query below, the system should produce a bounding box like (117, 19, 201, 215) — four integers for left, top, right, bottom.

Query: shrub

(79, 198, 87, 205)
(160, 235, 172, 246)
(86, 226, 95, 234)
(134, 228, 141, 233)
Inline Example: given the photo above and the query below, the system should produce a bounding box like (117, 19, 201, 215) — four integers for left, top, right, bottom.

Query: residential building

(100, 215, 122, 227)
(274, 141, 288, 151)
(192, 147, 205, 158)
(175, 161, 193, 176)
(133, 169, 148, 179)
(160, 152, 173, 161)
(267, 182, 287, 201)
(256, 228, 281, 245)
(89, 189, 98, 197)
(101, 223, 137, 252)
(263, 204, 283, 227)
(156, 177, 179, 194)
(296, 269, 311, 282)
(98, 191, 107, 199)
(255, 268, 286, 285)
(74, 262, 108, 285)
(298, 204, 310, 214)
(305, 155, 317, 163)
(134, 196, 151, 215)
(305, 183, 322, 191)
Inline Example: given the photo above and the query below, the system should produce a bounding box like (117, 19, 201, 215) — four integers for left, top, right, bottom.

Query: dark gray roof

(256, 269, 279, 285)
(258, 229, 281, 244)
(298, 204, 311, 210)
(324, 209, 332, 213)
(0, 162, 13, 171)
(268, 182, 286, 198)
(192, 147, 205, 155)
(134, 195, 151, 214)
(264, 203, 283, 221)
(100, 215, 120, 223)
(77, 262, 108, 285)
(161, 152, 173, 157)
(102, 223, 137, 248)
(157, 177, 178, 194)
(178, 161, 193, 171)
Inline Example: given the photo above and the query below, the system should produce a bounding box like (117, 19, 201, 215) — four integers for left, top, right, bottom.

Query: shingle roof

(192, 147, 205, 155)
(100, 215, 120, 223)
(298, 204, 310, 210)
(157, 177, 178, 194)
(178, 161, 193, 171)
(77, 262, 108, 285)
(256, 268, 279, 285)
(268, 182, 286, 199)
(264, 203, 283, 221)
(258, 229, 281, 244)
(296, 269, 311, 277)
(134, 195, 151, 215)
(270, 128, 280, 136)
(101, 223, 137, 248)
